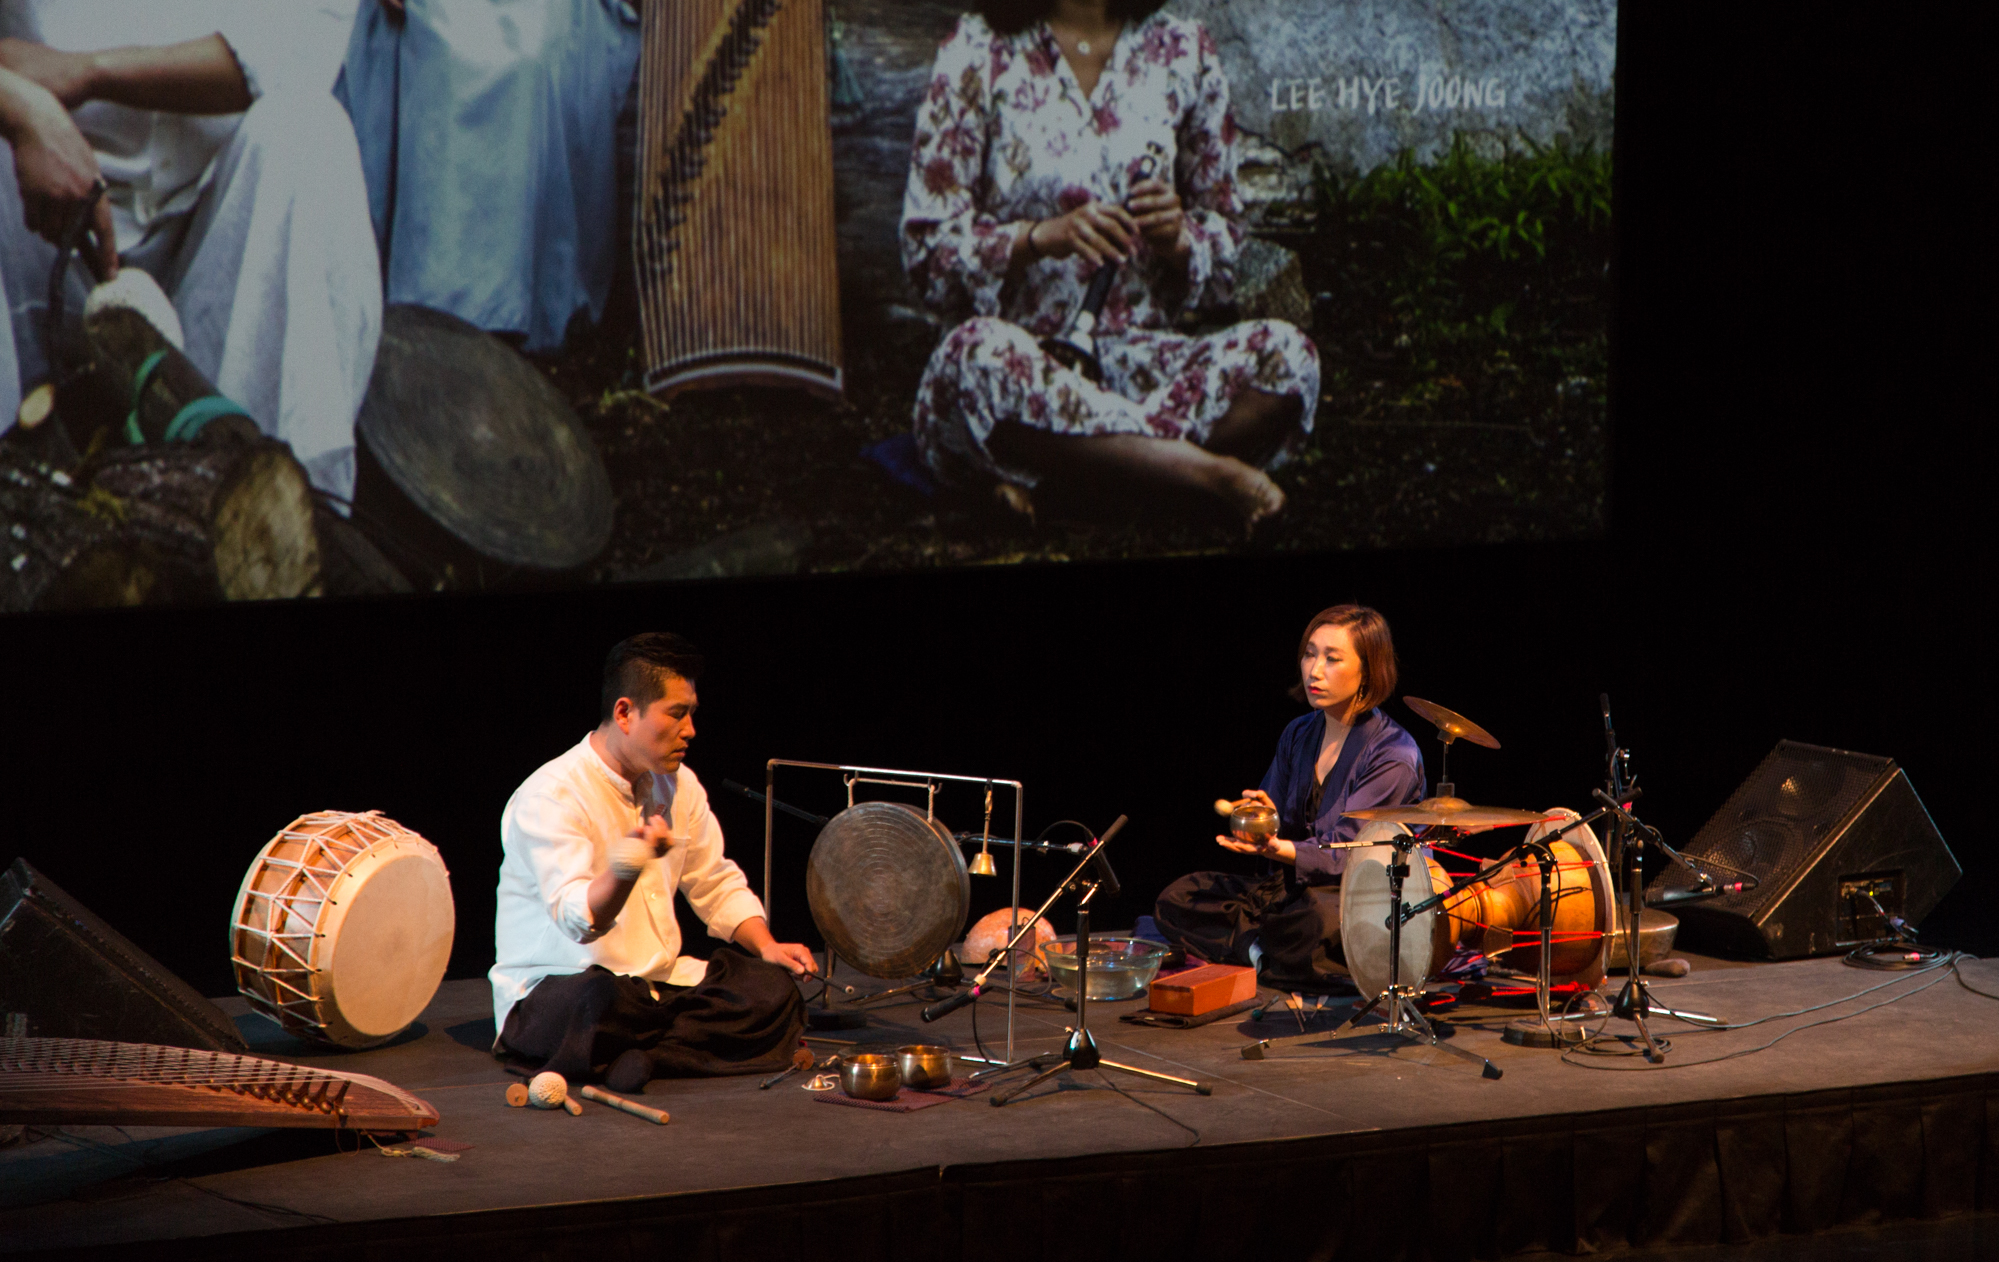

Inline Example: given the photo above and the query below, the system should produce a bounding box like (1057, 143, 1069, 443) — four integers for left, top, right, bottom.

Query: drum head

(1339, 821, 1445, 1001)
(807, 802, 969, 979)
(323, 849, 456, 1046)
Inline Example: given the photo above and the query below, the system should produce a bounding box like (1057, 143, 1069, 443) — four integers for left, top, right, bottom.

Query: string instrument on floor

(635, 0, 843, 398)
(0, 1037, 438, 1131)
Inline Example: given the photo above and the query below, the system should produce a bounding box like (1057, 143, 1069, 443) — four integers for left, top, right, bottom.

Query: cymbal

(1403, 697, 1500, 749)
(1344, 796, 1557, 831)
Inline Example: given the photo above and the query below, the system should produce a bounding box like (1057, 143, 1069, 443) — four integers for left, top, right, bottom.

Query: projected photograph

(0, 0, 1613, 609)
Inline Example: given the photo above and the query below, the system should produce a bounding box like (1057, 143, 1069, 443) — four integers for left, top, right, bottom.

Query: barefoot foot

(1210, 457, 1284, 534)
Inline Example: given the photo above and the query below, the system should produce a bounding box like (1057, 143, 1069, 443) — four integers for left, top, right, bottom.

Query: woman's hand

(1216, 788, 1291, 861)
(1127, 177, 1190, 262)
(1217, 833, 1296, 864)
(1027, 199, 1139, 268)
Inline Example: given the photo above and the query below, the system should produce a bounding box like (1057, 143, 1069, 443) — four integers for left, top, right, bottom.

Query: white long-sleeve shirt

(490, 734, 766, 1033)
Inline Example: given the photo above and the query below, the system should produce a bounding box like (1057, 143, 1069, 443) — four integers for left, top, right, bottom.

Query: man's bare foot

(1208, 456, 1284, 532)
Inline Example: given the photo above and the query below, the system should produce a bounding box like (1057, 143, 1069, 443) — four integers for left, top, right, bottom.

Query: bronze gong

(806, 802, 970, 979)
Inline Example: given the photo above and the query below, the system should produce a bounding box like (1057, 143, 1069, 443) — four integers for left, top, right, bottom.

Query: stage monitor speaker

(0, 858, 246, 1051)
(1650, 741, 1958, 959)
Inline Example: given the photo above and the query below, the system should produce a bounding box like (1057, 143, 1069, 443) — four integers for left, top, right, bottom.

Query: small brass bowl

(839, 1053, 901, 1101)
(895, 1044, 953, 1091)
(1230, 802, 1279, 844)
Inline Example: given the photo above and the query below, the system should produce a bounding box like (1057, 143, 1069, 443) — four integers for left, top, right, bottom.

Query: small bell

(969, 781, 998, 876)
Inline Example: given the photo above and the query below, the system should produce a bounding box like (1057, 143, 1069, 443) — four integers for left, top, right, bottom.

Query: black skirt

(1152, 869, 1353, 992)
(500, 947, 805, 1081)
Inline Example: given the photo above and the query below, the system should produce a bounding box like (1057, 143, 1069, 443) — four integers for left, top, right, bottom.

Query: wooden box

(1147, 963, 1257, 1016)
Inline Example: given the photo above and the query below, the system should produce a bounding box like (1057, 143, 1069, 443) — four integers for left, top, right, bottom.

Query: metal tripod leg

(1243, 988, 1502, 1078)
(1098, 1058, 1212, 1093)
(990, 1056, 1071, 1105)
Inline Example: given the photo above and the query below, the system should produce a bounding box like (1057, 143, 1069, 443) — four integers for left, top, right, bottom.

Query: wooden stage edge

(4, 953, 1998, 1260)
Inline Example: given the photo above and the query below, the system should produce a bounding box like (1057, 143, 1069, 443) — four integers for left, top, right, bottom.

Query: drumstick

(563, 1097, 582, 1116)
(505, 1083, 529, 1108)
(1212, 799, 1235, 817)
(579, 1085, 670, 1125)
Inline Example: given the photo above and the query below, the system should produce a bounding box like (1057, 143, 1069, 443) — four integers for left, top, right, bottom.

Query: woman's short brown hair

(1289, 605, 1398, 717)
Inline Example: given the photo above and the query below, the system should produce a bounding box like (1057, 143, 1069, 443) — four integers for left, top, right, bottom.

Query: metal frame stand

(764, 760, 1026, 1061)
(1242, 833, 1502, 1079)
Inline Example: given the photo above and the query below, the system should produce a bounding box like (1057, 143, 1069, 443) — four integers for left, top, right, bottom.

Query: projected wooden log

(0, 438, 326, 611)
(353, 305, 613, 580)
(0, 307, 346, 609)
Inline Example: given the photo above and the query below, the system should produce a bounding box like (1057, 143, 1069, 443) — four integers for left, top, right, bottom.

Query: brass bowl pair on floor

(838, 1045, 953, 1100)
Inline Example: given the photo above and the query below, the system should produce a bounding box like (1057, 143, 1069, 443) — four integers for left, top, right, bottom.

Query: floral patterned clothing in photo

(900, 11, 1319, 488)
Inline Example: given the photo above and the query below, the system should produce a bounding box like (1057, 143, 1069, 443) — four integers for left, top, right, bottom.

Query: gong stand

(764, 760, 1028, 1059)
(1243, 831, 1502, 1079)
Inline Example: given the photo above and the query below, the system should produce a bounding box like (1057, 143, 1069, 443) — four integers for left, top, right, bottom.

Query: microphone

(1647, 876, 1755, 908)
(921, 984, 982, 1023)
(1087, 815, 1127, 896)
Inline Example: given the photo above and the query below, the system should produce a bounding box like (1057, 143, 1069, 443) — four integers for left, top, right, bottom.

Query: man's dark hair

(601, 633, 705, 722)
(974, 0, 1169, 37)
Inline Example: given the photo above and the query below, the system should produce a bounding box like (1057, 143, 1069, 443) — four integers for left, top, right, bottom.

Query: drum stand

(1243, 834, 1502, 1079)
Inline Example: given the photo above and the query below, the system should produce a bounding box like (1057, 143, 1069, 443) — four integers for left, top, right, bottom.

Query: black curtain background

(0, 2, 1983, 1001)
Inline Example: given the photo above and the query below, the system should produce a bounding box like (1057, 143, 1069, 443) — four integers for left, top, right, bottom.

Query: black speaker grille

(1658, 741, 1895, 920)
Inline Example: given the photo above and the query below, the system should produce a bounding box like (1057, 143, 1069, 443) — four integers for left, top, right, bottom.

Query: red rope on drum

(1427, 844, 1485, 863)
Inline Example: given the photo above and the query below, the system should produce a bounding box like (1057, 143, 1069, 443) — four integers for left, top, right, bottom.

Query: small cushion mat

(813, 1077, 989, 1112)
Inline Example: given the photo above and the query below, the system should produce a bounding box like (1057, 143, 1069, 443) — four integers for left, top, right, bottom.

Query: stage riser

(21, 1074, 1992, 1262)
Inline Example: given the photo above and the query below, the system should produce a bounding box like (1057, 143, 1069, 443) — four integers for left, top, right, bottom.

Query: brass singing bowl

(895, 1045, 953, 1091)
(1229, 802, 1280, 844)
(839, 1053, 902, 1101)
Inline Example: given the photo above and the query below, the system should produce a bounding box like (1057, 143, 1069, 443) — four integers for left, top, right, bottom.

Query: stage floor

(5, 950, 1997, 1258)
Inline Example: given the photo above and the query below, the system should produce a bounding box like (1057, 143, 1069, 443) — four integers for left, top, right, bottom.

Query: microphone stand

(922, 816, 1210, 1102)
(1595, 697, 1721, 1062)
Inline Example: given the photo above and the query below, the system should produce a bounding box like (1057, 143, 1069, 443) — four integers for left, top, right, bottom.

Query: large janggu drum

(230, 811, 455, 1049)
(1341, 810, 1612, 997)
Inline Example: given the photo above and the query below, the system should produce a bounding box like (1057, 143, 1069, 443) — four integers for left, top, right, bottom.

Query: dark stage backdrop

(0, 2, 1982, 1000)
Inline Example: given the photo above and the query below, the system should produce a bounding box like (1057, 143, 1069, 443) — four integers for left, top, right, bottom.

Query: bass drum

(230, 811, 454, 1049)
(1339, 820, 1453, 1002)
(806, 802, 970, 979)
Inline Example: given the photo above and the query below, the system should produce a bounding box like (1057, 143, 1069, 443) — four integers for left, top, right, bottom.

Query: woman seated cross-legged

(899, 0, 1320, 528)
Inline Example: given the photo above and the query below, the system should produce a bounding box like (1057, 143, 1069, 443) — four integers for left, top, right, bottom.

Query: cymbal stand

(1243, 832, 1502, 1079)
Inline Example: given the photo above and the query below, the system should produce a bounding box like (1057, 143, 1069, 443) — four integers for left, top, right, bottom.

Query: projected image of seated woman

(900, 0, 1317, 528)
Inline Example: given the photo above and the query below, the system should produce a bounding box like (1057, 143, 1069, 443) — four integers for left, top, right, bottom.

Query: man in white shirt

(493, 633, 815, 1089)
(0, 2, 378, 503)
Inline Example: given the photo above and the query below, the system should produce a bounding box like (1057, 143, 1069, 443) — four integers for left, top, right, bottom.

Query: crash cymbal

(1403, 697, 1500, 749)
(1344, 796, 1557, 831)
